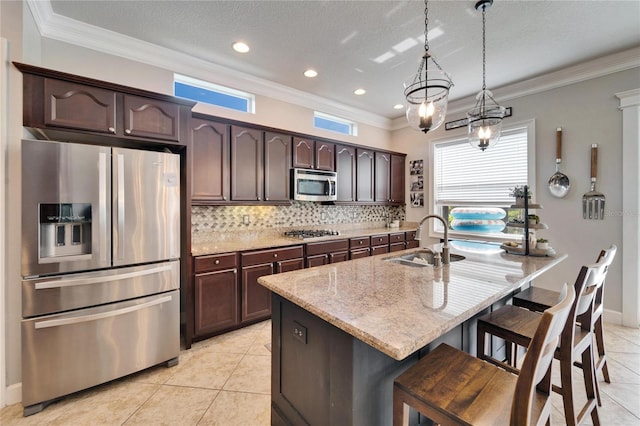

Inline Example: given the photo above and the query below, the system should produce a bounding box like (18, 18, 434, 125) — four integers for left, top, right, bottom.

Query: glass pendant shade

(467, 89, 506, 151)
(404, 53, 452, 133)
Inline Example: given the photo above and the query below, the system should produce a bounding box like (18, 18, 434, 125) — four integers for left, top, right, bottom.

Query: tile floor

(1, 321, 639, 425)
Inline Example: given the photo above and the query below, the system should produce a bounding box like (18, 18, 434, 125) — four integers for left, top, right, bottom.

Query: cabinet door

(231, 126, 263, 201)
(356, 149, 374, 202)
(371, 245, 389, 256)
(375, 152, 391, 203)
(329, 251, 349, 263)
(293, 137, 314, 169)
(265, 132, 292, 202)
(190, 117, 229, 202)
(276, 258, 304, 273)
(389, 243, 405, 252)
(390, 154, 406, 204)
(44, 78, 116, 134)
(306, 254, 328, 268)
(241, 263, 274, 323)
(123, 95, 180, 142)
(350, 248, 370, 259)
(315, 142, 335, 171)
(336, 145, 356, 202)
(194, 269, 239, 336)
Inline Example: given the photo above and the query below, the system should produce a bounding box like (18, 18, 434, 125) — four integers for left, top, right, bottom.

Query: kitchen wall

(392, 66, 640, 320)
(192, 204, 405, 233)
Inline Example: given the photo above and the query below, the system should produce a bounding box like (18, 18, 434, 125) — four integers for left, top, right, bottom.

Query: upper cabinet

(190, 116, 229, 203)
(356, 149, 375, 202)
(264, 132, 292, 202)
(375, 152, 405, 205)
(335, 145, 356, 202)
(231, 126, 264, 202)
(390, 154, 406, 204)
(17, 62, 194, 145)
(293, 137, 335, 171)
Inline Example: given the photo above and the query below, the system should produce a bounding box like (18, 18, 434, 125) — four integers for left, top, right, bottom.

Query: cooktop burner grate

(283, 229, 340, 239)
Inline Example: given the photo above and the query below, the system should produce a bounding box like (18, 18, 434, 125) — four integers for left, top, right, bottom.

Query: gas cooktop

(283, 229, 340, 239)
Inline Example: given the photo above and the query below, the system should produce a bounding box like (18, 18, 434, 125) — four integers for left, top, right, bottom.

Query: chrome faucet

(415, 214, 450, 264)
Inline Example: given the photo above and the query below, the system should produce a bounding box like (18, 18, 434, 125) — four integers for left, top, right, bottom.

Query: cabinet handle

(265, 197, 269, 201)
(274, 254, 278, 258)
(223, 196, 227, 201)
(108, 127, 116, 133)
(215, 260, 220, 265)
(125, 129, 131, 135)
(359, 241, 363, 245)
(258, 197, 261, 201)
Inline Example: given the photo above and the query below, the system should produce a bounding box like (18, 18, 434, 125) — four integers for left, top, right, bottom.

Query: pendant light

(467, 0, 506, 151)
(404, 0, 453, 133)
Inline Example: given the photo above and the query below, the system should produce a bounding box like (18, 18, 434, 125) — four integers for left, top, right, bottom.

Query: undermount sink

(384, 250, 465, 267)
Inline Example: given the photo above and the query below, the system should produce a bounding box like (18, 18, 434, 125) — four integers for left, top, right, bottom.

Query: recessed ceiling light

(393, 104, 404, 110)
(354, 89, 366, 96)
(232, 41, 250, 53)
(304, 69, 318, 78)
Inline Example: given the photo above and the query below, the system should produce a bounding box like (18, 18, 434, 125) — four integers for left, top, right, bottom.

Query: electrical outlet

(293, 321, 307, 344)
(243, 215, 250, 225)
(321, 212, 326, 221)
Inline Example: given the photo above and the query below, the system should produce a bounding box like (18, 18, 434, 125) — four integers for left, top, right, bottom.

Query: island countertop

(258, 242, 567, 360)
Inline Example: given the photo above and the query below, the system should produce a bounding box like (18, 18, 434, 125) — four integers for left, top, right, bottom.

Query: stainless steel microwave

(292, 168, 337, 202)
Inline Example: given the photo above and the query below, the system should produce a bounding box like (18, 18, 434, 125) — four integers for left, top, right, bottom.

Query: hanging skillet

(548, 127, 571, 198)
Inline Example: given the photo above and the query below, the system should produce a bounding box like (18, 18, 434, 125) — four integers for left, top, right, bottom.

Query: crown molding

(26, 0, 392, 130)
(391, 47, 640, 131)
(27, 1, 638, 133)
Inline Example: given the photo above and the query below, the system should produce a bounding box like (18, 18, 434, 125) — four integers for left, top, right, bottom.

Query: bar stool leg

(594, 316, 610, 383)
(559, 350, 578, 426)
(392, 391, 410, 426)
(582, 345, 601, 425)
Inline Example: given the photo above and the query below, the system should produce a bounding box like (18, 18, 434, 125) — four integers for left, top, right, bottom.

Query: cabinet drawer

(371, 245, 389, 255)
(306, 239, 349, 256)
(242, 246, 304, 267)
(405, 231, 417, 241)
(194, 253, 238, 273)
(389, 242, 406, 252)
(405, 240, 420, 249)
(350, 248, 370, 259)
(349, 236, 370, 248)
(389, 233, 405, 243)
(370, 234, 389, 246)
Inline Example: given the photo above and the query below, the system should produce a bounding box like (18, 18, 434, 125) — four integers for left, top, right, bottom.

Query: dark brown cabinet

(293, 137, 335, 171)
(241, 246, 304, 323)
(305, 239, 349, 267)
(389, 232, 406, 252)
(123, 94, 181, 141)
(22, 71, 189, 144)
(193, 253, 239, 337)
(190, 117, 229, 203)
(390, 154, 406, 204)
(349, 236, 370, 259)
(405, 230, 419, 249)
(356, 149, 374, 202)
(231, 126, 263, 201)
(371, 234, 390, 255)
(336, 145, 356, 202)
(264, 132, 292, 202)
(375, 152, 391, 203)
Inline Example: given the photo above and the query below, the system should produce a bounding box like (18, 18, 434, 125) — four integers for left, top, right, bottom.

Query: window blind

(434, 126, 529, 206)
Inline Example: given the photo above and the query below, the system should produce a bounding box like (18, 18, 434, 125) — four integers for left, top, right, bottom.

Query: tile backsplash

(192, 202, 406, 233)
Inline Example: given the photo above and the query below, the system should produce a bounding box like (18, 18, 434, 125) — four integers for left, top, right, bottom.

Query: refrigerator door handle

(98, 152, 108, 262)
(34, 295, 174, 329)
(116, 154, 125, 260)
(34, 264, 174, 290)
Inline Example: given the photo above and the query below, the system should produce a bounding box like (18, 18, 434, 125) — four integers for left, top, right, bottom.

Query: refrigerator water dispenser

(39, 203, 92, 261)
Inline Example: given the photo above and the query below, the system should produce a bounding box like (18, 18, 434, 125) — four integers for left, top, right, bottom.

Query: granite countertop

(191, 223, 418, 256)
(258, 242, 567, 360)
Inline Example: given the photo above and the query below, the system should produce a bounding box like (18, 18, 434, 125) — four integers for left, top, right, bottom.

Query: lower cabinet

(241, 246, 304, 323)
(193, 253, 239, 337)
(405, 230, 419, 249)
(370, 234, 390, 255)
(305, 239, 349, 267)
(389, 232, 406, 252)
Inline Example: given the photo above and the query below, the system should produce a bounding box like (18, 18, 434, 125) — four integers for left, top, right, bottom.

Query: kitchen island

(258, 242, 567, 425)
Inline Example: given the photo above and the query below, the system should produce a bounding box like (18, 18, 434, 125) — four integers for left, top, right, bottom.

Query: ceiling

(45, 0, 640, 121)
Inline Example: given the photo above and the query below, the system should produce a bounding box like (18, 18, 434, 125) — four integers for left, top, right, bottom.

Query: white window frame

(313, 111, 358, 136)
(173, 74, 255, 114)
(427, 119, 536, 242)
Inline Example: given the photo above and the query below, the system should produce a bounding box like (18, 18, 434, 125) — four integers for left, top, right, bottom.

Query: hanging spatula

(582, 144, 605, 219)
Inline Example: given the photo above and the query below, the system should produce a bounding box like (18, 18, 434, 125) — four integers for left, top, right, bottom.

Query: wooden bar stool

(477, 262, 607, 426)
(393, 284, 575, 426)
(513, 245, 617, 403)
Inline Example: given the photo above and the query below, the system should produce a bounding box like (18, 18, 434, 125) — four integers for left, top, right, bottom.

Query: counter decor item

(548, 127, 571, 198)
(450, 207, 506, 233)
(509, 185, 531, 206)
(536, 238, 549, 250)
(503, 185, 553, 256)
(583, 143, 605, 219)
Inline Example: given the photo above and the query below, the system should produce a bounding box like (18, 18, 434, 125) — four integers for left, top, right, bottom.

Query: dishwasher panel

(21, 290, 179, 410)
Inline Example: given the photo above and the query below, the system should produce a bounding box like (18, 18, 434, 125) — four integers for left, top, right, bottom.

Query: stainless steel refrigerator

(21, 139, 181, 416)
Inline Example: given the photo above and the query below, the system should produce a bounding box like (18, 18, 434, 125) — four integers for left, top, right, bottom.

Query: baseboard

(603, 308, 623, 326)
(5, 382, 21, 406)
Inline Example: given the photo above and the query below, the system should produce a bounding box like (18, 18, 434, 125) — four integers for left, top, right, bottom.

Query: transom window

(313, 111, 357, 136)
(174, 74, 255, 114)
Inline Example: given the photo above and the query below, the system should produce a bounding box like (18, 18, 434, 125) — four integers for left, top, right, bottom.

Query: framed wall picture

(410, 192, 424, 207)
(410, 159, 423, 175)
